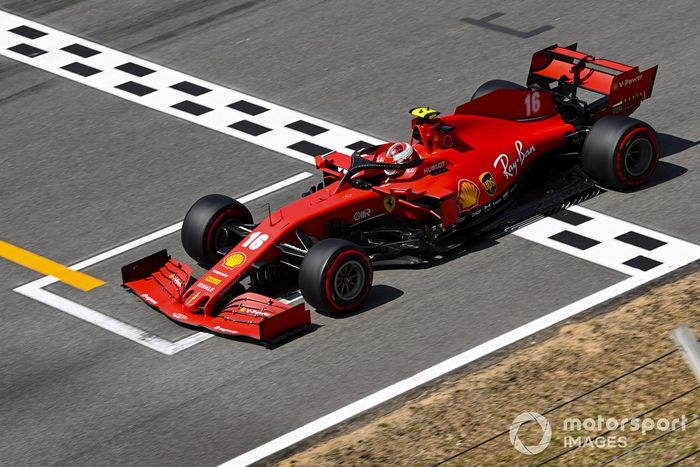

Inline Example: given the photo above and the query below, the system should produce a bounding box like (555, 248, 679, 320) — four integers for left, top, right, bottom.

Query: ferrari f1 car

(122, 44, 659, 343)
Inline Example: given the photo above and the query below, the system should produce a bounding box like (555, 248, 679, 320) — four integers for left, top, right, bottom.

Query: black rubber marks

(461, 12, 553, 39)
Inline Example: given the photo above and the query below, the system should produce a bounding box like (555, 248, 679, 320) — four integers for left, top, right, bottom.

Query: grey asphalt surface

(0, 1, 698, 465)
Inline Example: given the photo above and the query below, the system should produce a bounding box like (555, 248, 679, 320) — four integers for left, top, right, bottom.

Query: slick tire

(299, 239, 373, 314)
(471, 79, 526, 101)
(582, 116, 659, 190)
(181, 194, 253, 268)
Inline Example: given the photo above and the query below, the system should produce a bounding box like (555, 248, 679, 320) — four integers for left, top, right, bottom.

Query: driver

(379, 142, 418, 177)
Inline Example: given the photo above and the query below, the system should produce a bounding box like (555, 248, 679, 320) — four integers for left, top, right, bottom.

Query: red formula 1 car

(122, 44, 659, 343)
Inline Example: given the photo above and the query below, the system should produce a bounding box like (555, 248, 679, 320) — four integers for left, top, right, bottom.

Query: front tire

(299, 239, 373, 313)
(181, 194, 253, 268)
(582, 116, 659, 190)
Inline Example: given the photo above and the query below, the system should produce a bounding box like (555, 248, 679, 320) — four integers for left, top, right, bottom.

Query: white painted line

(0, 11, 383, 166)
(13, 172, 313, 355)
(14, 285, 186, 355)
(223, 263, 696, 466)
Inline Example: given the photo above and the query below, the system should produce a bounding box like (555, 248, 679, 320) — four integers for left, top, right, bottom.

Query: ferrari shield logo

(383, 196, 397, 213)
(457, 179, 480, 212)
(479, 171, 497, 196)
(223, 252, 246, 269)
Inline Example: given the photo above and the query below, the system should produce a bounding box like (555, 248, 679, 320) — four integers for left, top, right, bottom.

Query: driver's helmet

(382, 142, 416, 176)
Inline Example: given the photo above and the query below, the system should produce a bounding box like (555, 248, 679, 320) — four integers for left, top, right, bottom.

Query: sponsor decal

(423, 160, 447, 175)
(616, 74, 643, 89)
(173, 312, 188, 320)
(197, 282, 215, 292)
(383, 195, 397, 213)
(494, 140, 536, 179)
(185, 291, 201, 306)
(457, 179, 480, 212)
(479, 171, 497, 195)
(211, 269, 228, 278)
(240, 308, 272, 318)
(141, 293, 158, 305)
(223, 252, 246, 270)
(214, 325, 239, 334)
(204, 275, 221, 285)
(353, 208, 372, 221)
(166, 273, 183, 288)
(458, 184, 516, 222)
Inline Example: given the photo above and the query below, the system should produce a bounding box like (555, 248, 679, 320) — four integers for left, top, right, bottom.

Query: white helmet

(383, 142, 415, 176)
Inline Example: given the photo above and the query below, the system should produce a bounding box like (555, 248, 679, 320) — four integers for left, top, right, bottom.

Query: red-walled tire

(299, 239, 373, 313)
(582, 116, 659, 190)
(181, 194, 253, 268)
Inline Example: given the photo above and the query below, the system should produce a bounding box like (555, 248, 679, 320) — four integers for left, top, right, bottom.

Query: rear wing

(527, 43, 657, 116)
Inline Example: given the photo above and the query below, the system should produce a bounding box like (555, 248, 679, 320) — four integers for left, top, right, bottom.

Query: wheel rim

(213, 220, 240, 252)
(332, 260, 366, 302)
(623, 138, 654, 177)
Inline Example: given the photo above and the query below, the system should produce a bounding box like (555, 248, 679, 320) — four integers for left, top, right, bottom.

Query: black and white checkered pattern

(513, 206, 700, 277)
(0, 12, 382, 165)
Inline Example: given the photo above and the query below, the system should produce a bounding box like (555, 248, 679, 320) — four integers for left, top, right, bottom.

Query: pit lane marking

(0, 11, 383, 165)
(13, 172, 312, 355)
(0, 240, 105, 291)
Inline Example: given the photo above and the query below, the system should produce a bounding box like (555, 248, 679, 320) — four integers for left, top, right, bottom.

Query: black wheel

(181, 194, 253, 268)
(471, 79, 525, 101)
(299, 239, 373, 313)
(582, 116, 659, 190)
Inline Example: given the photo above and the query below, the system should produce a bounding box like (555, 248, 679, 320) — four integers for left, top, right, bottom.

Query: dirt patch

(280, 269, 700, 466)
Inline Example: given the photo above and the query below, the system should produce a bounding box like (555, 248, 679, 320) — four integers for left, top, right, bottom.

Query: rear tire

(471, 79, 525, 101)
(181, 194, 253, 268)
(299, 239, 373, 313)
(582, 116, 659, 190)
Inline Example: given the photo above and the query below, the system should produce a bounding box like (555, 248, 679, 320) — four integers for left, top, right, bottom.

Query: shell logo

(223, 252, 246, 269)
(457, 179, 480, 212)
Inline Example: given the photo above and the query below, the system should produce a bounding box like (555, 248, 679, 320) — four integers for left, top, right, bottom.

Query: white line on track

(13, 172, 313, 355)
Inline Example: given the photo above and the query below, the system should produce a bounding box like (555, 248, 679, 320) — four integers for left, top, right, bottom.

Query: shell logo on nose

(223, 252, 246, 269)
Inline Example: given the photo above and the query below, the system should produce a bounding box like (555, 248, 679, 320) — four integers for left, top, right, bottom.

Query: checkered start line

(0, 11, 382, 165)
(513, 205, 700, 277)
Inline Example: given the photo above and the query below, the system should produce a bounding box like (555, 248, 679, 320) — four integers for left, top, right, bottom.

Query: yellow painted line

(0, 240, 105, 291)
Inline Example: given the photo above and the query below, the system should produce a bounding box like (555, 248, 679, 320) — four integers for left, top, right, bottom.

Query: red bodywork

(122, 44, 656, 342)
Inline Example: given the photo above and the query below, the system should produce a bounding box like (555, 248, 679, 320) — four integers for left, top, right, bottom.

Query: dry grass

(280, 269, 700, 466)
